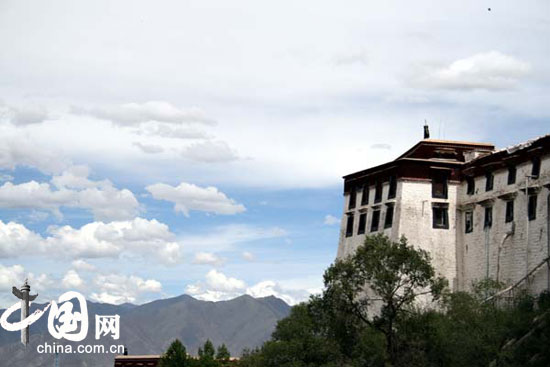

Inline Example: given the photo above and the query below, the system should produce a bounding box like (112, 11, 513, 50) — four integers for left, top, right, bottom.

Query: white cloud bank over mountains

(186, 269, 313, 305)
(0, 263, 163, 306)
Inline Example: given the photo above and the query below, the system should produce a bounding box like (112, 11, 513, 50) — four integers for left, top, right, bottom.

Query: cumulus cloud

(193, 252, 225, 266)
(411, 51, 530, 90)
(133, 142, 165, 154)
(71, 259, 97, 272)
(146, 181, 245, 217)
(0, 103, 49, 125)
(0, 220, 44, 258)
(0, 166, 140, 221)
(62, 269, 84, 289)
(0, 264, 56, 307)
(90, 273, 162, 304)
(0, 218, 182, 265)
(73, 101, 215, 126)
(0, 131, 69, 174)
(185, 270, 311, 305)
(323, 214, 340, 226)
(182, 140, 239, 163)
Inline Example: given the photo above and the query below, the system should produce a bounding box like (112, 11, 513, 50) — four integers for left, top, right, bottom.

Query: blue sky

(0, 0, 549, 306)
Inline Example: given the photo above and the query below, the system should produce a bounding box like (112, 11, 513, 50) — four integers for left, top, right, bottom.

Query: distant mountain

(0, 294, 291, 367)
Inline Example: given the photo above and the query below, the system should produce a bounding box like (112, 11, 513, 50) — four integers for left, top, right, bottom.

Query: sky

(0, 0, 549, 307)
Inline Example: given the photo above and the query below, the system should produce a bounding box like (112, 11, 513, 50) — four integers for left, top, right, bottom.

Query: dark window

(467, 177, 475, 195)
(370, 210, 380, 232)
(505, 200, 514, 223)
(357, 213, 367, 235)
(507, 166, 516, 185)
(361, 185, 369, 206)
(374, 181, 382, 203)
(528, 195, 537, 221)
(484, 207, 493, 229)
(345, 214, 354, 237)
(465, 211, 473, 233)
(485, 172, 494, 191)
(432, 171, 448, 199)
(532, 157, 541, 178)
(388, 176, 397, 199)
(348, 188, 356, 210)
(433, 205, 449, 229)
(384, 206, 394, 229)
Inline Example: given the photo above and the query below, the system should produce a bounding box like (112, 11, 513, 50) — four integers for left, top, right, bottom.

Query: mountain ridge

(0, 293, 291, 367)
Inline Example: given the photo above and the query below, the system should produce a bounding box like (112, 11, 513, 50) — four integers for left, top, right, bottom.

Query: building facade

(337, 134, 550, 294)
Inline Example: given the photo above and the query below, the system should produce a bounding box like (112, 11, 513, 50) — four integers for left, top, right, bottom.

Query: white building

(337, 132, 550, 295)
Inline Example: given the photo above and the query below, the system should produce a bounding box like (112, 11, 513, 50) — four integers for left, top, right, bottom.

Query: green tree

(323, 234, 447, 365)
(215, 344, 230, 364)
(198, 340, 217, 367)
(158, 339, 189, 367)
(239, 300, 344, 367)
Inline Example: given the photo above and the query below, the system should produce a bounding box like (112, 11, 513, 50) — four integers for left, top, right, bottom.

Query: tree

(198, 340, 217, 367)
(323, 234, 447, 365)
(239, 300, 344, 367)
(158, 339, 189, 367)
(215, 344, 230, 364)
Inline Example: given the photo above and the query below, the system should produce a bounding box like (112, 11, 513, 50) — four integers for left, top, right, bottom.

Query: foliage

(216, 344, 231, 365)
(323, 234, 447, 365)
(239, 234, 550, 367)
(197, 340, 217, 367)
(158, 339, 189, 367)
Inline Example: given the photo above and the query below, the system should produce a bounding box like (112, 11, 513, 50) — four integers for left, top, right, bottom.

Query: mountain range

(0, 294, 291, 367)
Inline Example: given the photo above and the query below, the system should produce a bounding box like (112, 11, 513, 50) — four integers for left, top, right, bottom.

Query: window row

(466, 157, 542, 196)
(464, 194, 538, 234)
(345, 206, 394, 237)
(348, 176, 397, 210)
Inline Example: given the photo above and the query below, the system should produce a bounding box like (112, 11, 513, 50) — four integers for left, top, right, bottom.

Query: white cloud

(133, 142, 165, 154)
(412, 51, 531, 90)
(90, 273, 162, 304)
(180, 224, 287, 252)
(182, 140, 239, 163)
(0, 218, 182, 265)
(242, 251, 255, 261)
(193, 252, 225, 266)
(0, 220, 44, 258)
(246, 280, 308, 306)
(146, 182, 245, 217)
(0, 264, 26, 289)
(185, 269, 246, 302)
(73, 101, 215, 126)
(0, 166, 140, 221)
(185, 270, 313, 305)
(0, 264, 56, 307)
(71, 259, 97, 272)
(205, 269, 246, 292)
(0, 103, 49, 125)
(0, 129, 69, 174)
(136, 122, 209, 140)
(323, 214, 340, 226)
(62, 270, 84, 289)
